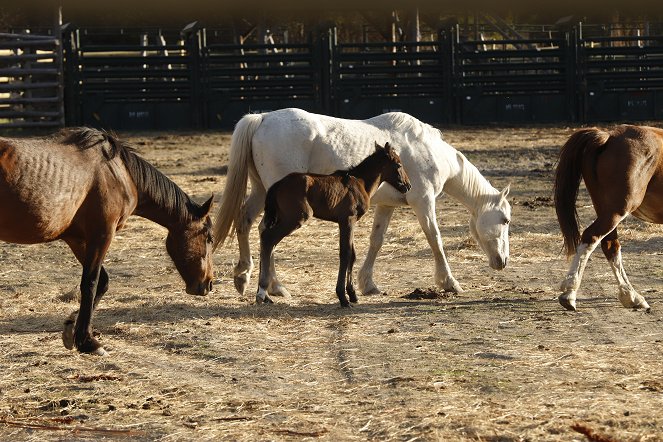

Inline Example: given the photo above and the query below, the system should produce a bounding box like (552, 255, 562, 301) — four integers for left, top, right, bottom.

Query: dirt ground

(1, 125, 662, 441)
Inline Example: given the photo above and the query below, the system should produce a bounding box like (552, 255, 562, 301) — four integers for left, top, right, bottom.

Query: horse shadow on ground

(0, 292, 614, 336)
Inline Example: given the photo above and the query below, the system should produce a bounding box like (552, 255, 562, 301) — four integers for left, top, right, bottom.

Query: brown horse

(0, 128, 215, 355)
(554, 124, 662, 312)
(256, 142, 411, 307)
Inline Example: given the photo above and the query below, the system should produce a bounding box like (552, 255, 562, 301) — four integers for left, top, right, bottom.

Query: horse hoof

(558, 294, 577, 312)
(362, 287, 382, 296)
(62, 327, 74, 350)
(92, 347, 108, 356)
(234, 275, 249, 296)
(62, 314, 77, 350)
(269, 284, 291, 298)
(255, 294, 274, 305)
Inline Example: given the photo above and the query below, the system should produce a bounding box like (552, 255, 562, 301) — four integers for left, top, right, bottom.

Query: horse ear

(199, 195, 214, 216)
(374, 141, 382, 152)
(500, 185, 510, 200)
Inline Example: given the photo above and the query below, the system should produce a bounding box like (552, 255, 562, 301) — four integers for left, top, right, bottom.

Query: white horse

(213, 108, 511, 298)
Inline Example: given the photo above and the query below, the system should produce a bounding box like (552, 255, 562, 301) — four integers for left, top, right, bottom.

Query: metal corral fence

(0, 31, 64, 129)
(3, 23, 663, 130)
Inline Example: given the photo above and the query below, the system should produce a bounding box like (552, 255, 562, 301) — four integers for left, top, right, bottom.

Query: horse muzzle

(399, 182, 412, 193)
(186, 280, 212, 296)
(489, 256, 508, 270)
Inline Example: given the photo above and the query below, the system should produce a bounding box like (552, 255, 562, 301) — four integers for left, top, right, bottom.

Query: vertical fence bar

(314, 25, 334, 115)
(182, 21, 203, 128)
(438, 26, 456, 124)
(62, 24, 80, 126)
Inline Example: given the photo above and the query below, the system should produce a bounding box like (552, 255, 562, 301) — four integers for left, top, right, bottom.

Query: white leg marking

(608, 250, 651, 310)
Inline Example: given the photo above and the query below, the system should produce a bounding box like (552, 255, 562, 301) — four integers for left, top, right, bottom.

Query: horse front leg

(336, 221, 353, 307)
(358, 205, 394, 295)
(62, 266, 109, 350)
(411, 196, 461, 293)
(559, 215, 625, 311)
(62, 238, 110, 352)
(70, 235, 113, 355)
(346, 241, 358, 304)
(234, 186, 266, 296)
(601, 229, 651, 311)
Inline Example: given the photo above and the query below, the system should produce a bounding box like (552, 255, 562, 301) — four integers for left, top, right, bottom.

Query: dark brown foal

(256, 142, 411, 307)
(554, 124, 663, 312)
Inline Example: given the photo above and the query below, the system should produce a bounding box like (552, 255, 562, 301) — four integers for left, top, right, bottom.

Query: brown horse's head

(166, 196, 215, 296)
(376, 142, 411, 194)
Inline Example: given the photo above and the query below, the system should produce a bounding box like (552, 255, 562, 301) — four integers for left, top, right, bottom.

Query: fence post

(314, 25, 335, 115)
(563, 25, 582, 123)
(182, 22, 203, 128)
(573, 24, 586, 123)
(438, 26, 456, 124)
(61, 23, 80, 126)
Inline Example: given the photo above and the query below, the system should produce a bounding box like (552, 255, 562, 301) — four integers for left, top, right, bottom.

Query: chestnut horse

(0, 128, 215, 355)
(554, 124, 661, 312)
(257, 142, 411, 306)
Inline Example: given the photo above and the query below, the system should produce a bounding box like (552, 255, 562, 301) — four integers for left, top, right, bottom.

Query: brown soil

(1, 126, 662, 441)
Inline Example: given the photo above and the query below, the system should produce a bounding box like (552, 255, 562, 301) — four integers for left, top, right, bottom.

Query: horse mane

(59, 127, 196, 223)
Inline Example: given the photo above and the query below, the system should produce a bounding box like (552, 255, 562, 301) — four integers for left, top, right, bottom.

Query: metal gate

(579, 33, 663, 122)
(202, 30, 326, 129)
(332, 31, 451, 123)
(0, 31, 64, 129)
(454, 34, 575, 124)
(64, 27, 196, 130)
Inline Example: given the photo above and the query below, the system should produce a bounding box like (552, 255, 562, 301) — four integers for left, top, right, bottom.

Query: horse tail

(212, 113, 264, 249)
(263, 184, 279, 229)
(554, 127, 610, 256)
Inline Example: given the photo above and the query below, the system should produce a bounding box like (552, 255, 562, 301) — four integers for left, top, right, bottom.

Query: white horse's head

(469, 186, 511, 270)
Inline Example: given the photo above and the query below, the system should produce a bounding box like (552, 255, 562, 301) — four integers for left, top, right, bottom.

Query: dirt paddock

(1, 125, 662, 441)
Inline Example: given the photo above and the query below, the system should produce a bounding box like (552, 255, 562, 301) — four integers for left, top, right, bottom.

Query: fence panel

(0, 32, 64, 129)
(455, 36, 574, 124)
(580, 35, 663, 121)
(69, 28, 195, 130)
(333, 39, 450, 123)
(202, 35, 322, 129)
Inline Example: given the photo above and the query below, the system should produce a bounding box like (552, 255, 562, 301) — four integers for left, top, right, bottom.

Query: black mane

(60, 127, 196, 222)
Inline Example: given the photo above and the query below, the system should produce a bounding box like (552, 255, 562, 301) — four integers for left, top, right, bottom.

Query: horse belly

(633, 196, 663, 224)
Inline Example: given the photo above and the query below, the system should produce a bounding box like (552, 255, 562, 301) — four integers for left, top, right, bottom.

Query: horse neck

(126, 152, 193, 231)
(445, 153, 499, 216)
(348, 157, 385, 196)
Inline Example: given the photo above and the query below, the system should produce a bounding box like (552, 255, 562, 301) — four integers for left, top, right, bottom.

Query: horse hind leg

(601, 230, 651, 311)
(234, 184, 266, 296)
(559, 214, 625, 311)
(256, 216, 302, 305)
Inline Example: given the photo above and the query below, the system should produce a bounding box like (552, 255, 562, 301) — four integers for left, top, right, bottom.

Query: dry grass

(1, 126, 662, 441)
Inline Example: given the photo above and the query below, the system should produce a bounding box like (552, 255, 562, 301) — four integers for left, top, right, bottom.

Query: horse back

(0, 137, 135, 243)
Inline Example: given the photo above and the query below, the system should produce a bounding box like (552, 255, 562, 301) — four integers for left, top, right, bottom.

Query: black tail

(554, 128, 610, 256)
